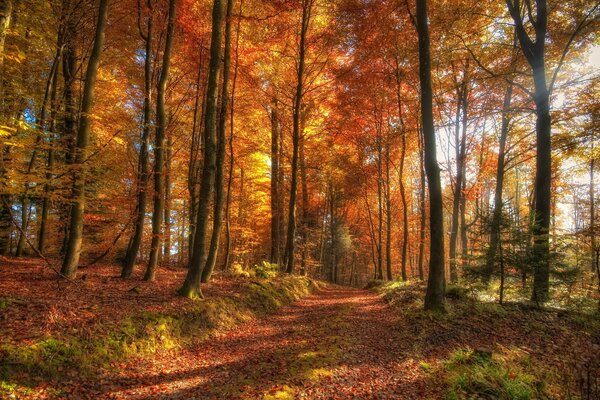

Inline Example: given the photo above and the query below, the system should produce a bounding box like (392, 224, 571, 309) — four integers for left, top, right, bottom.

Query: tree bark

(223, 0, 242, 271)
(506, 0, 551, 302)
(179, 0, 223, 298)
(145, 0, 176, 281)
(395, 62, 408, 281)
(285, 0, 311, 274)
(122, 0, 153, 278)
(417, 124, 426, 281)
(61, 0, 109, 278)
(163, 132, 172, 265)
(417, 0, 445, 311)
(0, 0, 12, 68)
(449, 71, 468, 283)
(485, 81, 513, 281)
(202, 0, 234, 283)
(270, 98, 281, 265)
(299, 106, 309, 275)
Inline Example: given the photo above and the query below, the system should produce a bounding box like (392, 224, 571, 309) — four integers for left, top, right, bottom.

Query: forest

(0, 0, 599, 398)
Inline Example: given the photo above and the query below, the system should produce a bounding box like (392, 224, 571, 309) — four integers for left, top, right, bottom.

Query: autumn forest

(0, 0, 599, 398)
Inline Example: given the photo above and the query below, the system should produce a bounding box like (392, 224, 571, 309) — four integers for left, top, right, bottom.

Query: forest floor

(1, 257, 599, 399)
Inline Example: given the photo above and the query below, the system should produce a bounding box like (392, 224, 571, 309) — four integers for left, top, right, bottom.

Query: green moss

(0, 298, 14, 310)
(262, 385, 296, 399)
(444, 348, 548, 400)
(1, 275, 318, 386)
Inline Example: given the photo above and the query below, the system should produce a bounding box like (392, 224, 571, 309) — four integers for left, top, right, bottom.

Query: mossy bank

(0, 275, 320, 395)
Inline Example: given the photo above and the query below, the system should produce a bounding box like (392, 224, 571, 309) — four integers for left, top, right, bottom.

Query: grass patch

(444, 348, 548, 400)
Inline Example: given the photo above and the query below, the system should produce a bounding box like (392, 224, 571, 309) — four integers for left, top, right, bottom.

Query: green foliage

(253, 261, 279, 279)
(444, 348, 548, 400)
(445, 285, 475, 301)
(230, 262, 253, 278)
(0, 298, 14, 310)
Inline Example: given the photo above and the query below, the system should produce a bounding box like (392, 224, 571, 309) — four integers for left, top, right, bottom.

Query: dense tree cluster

(0, 0, 598, 308)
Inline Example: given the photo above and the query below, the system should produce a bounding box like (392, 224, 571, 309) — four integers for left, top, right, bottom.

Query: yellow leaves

(0, 125, 17, 137)
(3, 48, 26, 64)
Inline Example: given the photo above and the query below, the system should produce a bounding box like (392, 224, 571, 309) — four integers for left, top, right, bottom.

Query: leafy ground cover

(1, 258, 598, 399)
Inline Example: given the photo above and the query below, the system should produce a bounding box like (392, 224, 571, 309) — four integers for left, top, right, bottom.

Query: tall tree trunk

(223, 0, 242, 271)
(591, 141, 596, 271)
(417, 0, 445, 311)
(59, 0, 78, 255)
(187, 46, 205, 263)
(449, 73, 467, 283)
(122, 0, 153, 278)
(485, 81, 513, 281)
(395, 62, 408, 281)
(507, 0, 551, 303)
(145, 0, 177, 281)
(163, 132, 172, 265)
(61, 0, 109, 278)
(417, 124, 426, 280)
(0, 0, 12, 68)
(285, 0, 311, 274)
(202, 0, 234, 283)
(384, 136, 393, 281)
(329, 183, 337, 283)
(179, 0, 223, 298)
(38, 34, 62, 253)
(299, 106, 309, 275)
(375, 111, 384, 280)
(270, 98, 281, 265)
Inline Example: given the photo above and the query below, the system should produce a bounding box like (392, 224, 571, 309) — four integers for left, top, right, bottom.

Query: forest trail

(72, 287, 434, 399)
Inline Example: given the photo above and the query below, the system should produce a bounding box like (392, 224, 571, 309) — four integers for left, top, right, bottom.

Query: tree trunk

(485, 81, 513, 281)
(395, 63, 408, 281)
(385, 136, 393, 281)
(506, 0, 551, 303)
(449, 73, 467, 283)
(417, 124, 426, 281)
(145, 0, 176, 281)
(202, 0, 234, 283)
(163, 132, 172, 265)
(61, 0, 109, 278)
(59, 0, 78, 255)
(38, 32, 62, 254)
(270, 98, 281, 265)
(299, 106, 309, 276)
(179, 0, 223, 298)
(122, 0, 153, 278)
(417, 0, 445, 311)
(187, 47, 205, 263)
(0, 0, 12, 67)
(285, 0, 311, 274)
(223, 0, 242, 271)
(591, 145, 596, 271)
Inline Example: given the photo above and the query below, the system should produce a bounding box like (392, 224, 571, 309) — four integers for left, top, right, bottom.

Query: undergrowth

(444, 348, 548, 400)
(370, 279, 598, 399)
(0, 275, 319, 393)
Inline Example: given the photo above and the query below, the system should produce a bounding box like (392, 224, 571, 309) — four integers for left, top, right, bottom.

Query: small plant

(230, 262, 252, 278)
(253, 261, 279, 279)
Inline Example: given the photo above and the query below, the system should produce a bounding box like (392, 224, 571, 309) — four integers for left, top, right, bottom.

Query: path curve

(77, 287, 436, 399)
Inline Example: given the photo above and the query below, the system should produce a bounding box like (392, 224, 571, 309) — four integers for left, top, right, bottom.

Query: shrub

(253, 261, 279, 279)
(445, 348, 548, 400)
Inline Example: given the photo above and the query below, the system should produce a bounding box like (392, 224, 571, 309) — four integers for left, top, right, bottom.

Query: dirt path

(70, 287, 436, 399)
